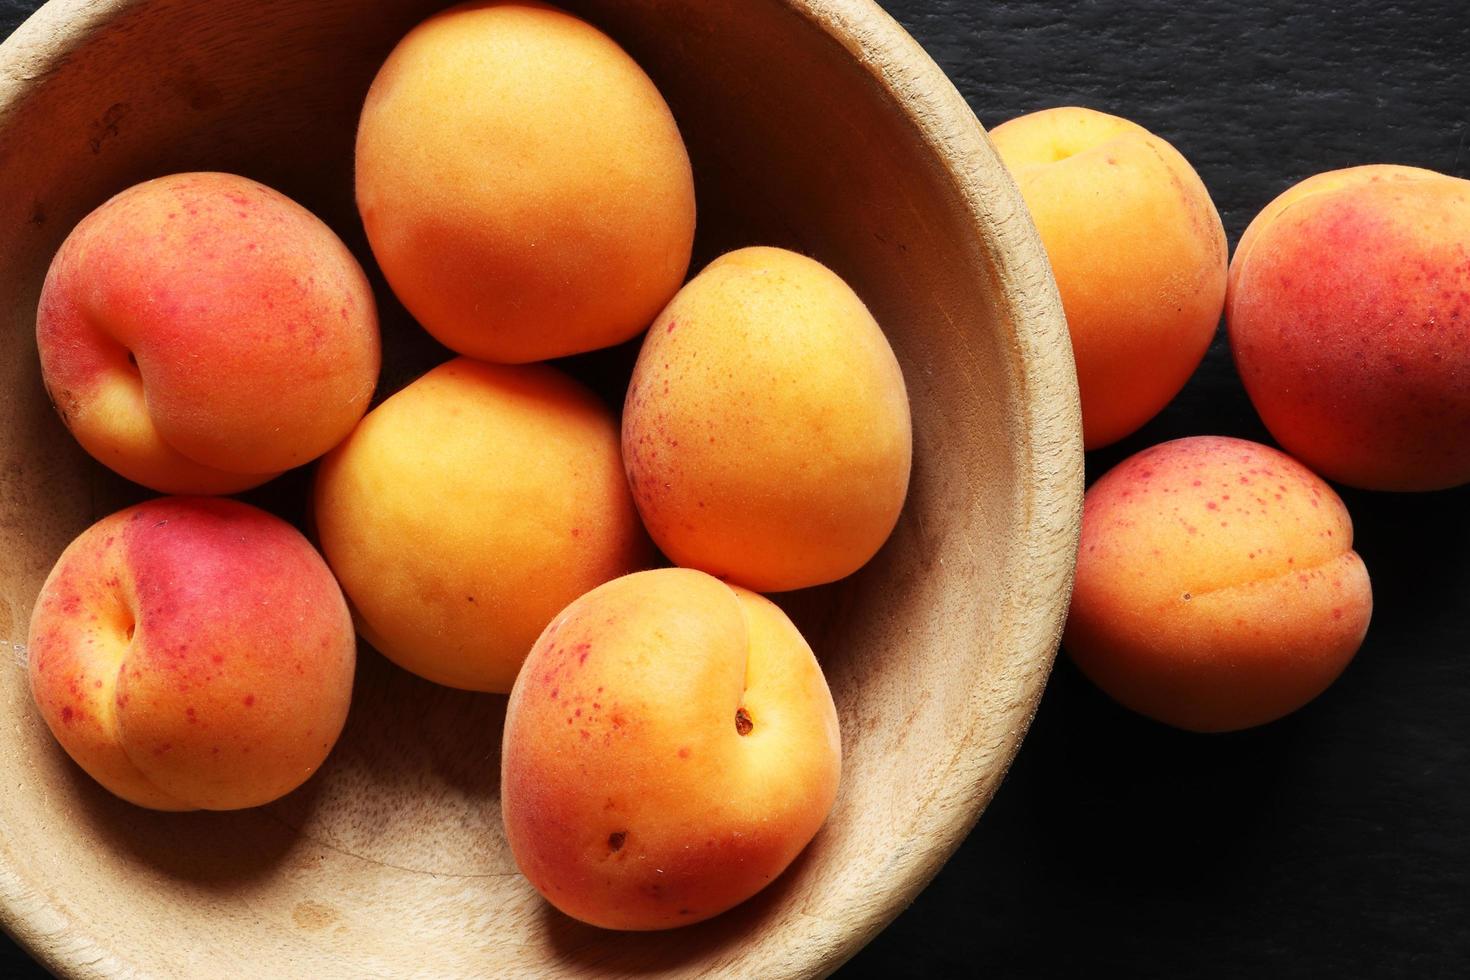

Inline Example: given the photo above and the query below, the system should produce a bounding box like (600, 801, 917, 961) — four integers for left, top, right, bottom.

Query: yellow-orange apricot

(623, 247, 911, 592)
(1064, 436, 1371, 732)
(355, 1, 695, 363)
(314, 358, 650, 693)
(502, 567, 840, 929)
(990, 107, 1227, 449)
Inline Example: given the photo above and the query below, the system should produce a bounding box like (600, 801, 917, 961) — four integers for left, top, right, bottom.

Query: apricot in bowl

(0, 0, 1079, 974)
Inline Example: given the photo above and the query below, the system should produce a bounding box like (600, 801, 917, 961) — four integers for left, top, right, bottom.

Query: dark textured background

(4, 0, 1470, 976)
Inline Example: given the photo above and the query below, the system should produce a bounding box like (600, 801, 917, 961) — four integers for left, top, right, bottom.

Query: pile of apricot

(26, 2, 911, 930)
(993, 106, 1469, 732)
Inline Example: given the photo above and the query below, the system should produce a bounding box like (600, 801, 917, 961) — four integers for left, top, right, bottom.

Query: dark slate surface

(4, 1, 1469, 977)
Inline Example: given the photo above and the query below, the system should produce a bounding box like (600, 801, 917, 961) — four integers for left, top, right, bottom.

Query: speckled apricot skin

(1228, 165, 1470, 491)
(622, 247, 911, 593)
(314, 358, 651, 693)
(989, 107, 1227, 449)
(1064, 436, 1371, 733)
(502, 568, 841, 930)
(36, 172, 380, 494)
(26, 497, 356, 810)
(355, 1, 695, 363)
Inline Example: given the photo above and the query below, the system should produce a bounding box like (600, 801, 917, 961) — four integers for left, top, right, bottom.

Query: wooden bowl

(0, 0, 1080, 975)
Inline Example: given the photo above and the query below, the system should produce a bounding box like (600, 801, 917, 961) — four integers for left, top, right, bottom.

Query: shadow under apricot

(57, 737, 313, 890)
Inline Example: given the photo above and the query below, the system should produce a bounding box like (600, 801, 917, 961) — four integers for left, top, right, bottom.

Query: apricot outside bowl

(0, 1, 1080, 975)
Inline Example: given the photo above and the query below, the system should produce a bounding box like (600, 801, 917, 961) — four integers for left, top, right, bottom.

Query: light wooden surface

(0, 0, 1081, 976)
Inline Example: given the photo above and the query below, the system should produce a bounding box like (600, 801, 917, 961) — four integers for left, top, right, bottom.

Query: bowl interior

(0, 0, 1079, 975)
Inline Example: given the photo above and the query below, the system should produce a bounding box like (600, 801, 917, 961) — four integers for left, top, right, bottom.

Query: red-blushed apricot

(989, 107, 1227, 449)
(313, 358, 651, 693)
(36, 172, 380, 494)
(622, 247, 911, 592)
(355, 1, 695, 363)
(1064, 436, 1372, 733)
(502, 567, 841, 930)
(1228, 165, 1470, 490)
(26, 497, 356, 810)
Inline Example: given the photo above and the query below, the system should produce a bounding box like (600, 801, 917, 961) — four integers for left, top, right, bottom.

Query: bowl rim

(0, 0, 1081, 976)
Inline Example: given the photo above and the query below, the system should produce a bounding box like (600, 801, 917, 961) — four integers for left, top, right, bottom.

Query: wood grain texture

(0, 1, 1080, 977)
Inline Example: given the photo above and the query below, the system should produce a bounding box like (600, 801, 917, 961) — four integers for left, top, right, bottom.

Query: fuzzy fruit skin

(622, 246, 912, 593)
(355, 0, 695, 363)
(502, 568, 841, 930)
(314, 358, 651, 693)
(27, 497, 356, 810)
(1064, 436, 1372, 733)
(989, 106, 1227, 449)
(36, 171, 380, 494)
(1228, 165, 1470, 491)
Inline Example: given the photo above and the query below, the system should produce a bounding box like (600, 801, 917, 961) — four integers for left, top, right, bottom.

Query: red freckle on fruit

(1191, 480, 1202, 487)
(1186, 525, 1198, 535)
(593, 702, 601, 709)
(550, 688, 559, 700)
(61, 706, 74, 724)
(580, 730, 591, 741)
(575, 707, 583, 717)
(1206, 501, 1218, 510)
(212, 654, 223, 664)
(243, 694, 255, 707)
(1333, 608, 1343, 620)
(94, 679, 102, 688)
(154, 743, 172, 755)
(666, 319, 677, 333)
(678, 747, 690, 758)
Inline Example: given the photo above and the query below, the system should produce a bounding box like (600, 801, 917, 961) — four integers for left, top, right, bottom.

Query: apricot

(26, 497, 355, 810)
(1228, 165, 1470, 490)
(502, 567, 841, 930)
(36, 172, 380, 494)
(989, 107, 1228, 449)
(355, 1, 695, 363)
(1064, 436, 1372, 733)
(623, 247, 911, 592)
(314, 358, 649, 693)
